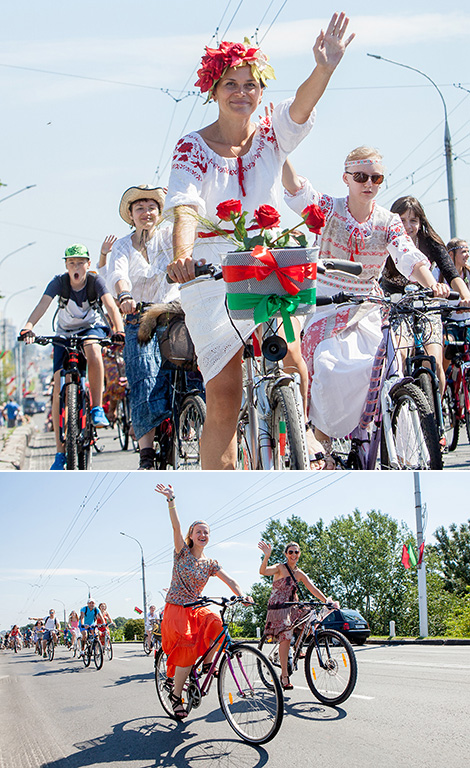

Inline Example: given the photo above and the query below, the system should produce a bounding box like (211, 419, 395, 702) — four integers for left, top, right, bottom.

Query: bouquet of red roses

(212, 199, 325, 251)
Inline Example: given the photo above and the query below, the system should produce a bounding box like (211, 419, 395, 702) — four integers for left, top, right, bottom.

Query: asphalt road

(1, 642, 469, 768)
(22, 412, 470, 470)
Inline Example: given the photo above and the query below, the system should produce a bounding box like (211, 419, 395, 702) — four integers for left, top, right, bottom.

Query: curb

(0, 423, 36, 470)
(367, 637, 470, 646)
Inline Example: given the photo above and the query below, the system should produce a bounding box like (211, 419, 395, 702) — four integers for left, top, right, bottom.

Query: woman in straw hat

(107, 185, 180, 469)
(164, 12, 354, 470)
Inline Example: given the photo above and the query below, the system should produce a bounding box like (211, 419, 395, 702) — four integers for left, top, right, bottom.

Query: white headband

(344, 158, 381, 168)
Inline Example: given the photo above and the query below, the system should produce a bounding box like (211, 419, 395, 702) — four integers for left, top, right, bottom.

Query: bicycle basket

(221, 246, 318, 320)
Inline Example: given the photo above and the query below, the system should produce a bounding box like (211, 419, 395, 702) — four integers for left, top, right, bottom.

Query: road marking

(294, 685, 374, 699)
(360, 659, 470, 670)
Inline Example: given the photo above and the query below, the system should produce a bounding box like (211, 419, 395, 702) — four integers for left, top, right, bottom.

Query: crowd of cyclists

(13, 10, 470, 471)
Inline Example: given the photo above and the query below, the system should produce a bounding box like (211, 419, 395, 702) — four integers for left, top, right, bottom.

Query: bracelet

(118, 292, 133, 304)
(167, 496, 175, 502)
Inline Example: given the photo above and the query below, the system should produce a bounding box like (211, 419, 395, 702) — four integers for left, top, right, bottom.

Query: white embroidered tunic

(285, 178, 429, 437)
(164, 99, 315, 382)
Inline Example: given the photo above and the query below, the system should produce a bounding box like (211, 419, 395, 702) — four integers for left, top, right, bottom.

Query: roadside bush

(445, 594, 470, 637)
(124, 618, 145, 641)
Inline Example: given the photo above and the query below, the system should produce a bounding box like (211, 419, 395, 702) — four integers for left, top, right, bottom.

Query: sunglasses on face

(345, 171, 384, 185)
(287, 550, 300, 555)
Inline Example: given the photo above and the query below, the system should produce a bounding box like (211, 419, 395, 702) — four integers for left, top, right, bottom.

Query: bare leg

(200, 351, 243, 470)
(173, 665, 192, 697)
(424, 342, 445, 397)
(139, 429, 156, 451)
(278, 638, 291, 679)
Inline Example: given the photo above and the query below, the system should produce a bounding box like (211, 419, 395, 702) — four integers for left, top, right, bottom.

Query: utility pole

(414, 473, 428, 637)
(120, 532, 147, 620)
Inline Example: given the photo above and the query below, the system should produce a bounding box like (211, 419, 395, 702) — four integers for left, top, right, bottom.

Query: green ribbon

(226, 288, 316, 343)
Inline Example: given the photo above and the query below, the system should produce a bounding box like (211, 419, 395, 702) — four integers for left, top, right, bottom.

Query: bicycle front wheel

(65, 381, 79, 470)
(143, 637, 151, 656)
(270, 384, 308, 470)
(217, 644, 283, 745)
(381, 382, 442, 469)
(177, 394, 206, 469)
(154, 648, 175, 718)
(442, 382, 459, 451)
(83, 644, 91, 667)
(116, 397, 129, 450)
(47, 640, 55, 661)
(78, 391, 93, 470)
(304, 629, 357, 706)
(93, 639, 103, 670)
(105, 636, 113, 661)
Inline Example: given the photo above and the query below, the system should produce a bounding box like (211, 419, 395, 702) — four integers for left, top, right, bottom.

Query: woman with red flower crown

(164, 12, 354, 470)
(282, 149, 450, 467)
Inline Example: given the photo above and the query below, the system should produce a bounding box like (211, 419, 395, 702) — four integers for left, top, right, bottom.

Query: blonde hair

(345, 146, 384, 169)
(185, 520, 209, 548)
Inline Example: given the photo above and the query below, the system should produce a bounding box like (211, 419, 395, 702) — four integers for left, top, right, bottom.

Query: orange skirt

(161, 603, 223, 677)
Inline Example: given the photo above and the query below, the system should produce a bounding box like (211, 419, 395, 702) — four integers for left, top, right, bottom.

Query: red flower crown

(195, 38, 275, 102)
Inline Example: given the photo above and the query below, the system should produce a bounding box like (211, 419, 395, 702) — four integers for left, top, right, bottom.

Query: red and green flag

(401, 543, 418, 569)
(134, 606, 143, 614)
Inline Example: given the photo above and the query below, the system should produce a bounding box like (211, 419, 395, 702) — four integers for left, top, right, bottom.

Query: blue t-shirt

(81, 605, 99, 626)
(45, 273, 108, 332)
(5, 402, 19, 419)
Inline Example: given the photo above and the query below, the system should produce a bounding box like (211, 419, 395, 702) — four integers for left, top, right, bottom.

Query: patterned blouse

(165, 543, 221, 606)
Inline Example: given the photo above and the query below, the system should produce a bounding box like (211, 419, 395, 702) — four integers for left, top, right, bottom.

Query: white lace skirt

(179, 276, 256, 383)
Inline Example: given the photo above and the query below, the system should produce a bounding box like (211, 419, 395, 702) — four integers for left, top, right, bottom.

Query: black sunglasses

(345, 171, 384, 185)
(287, 549, 300, 554)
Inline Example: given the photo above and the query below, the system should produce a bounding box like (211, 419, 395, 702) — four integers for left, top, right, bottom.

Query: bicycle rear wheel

(93, 639, 103, 670)
(217, 644, 283, 745)
(381, 382, 442, 469)
(154, 648, 175, 718)
(442, 382, 459, 451)
(304, 629, 357, 706)
(65, 382, 79, 470)
(177, 394, 206, 469)
(143, 637, 151, 656)
(83, 644, 91, 667)
(270, 384, 308, 470)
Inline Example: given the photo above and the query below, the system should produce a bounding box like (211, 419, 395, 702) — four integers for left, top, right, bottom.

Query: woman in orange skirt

(155, 483, 250, 719)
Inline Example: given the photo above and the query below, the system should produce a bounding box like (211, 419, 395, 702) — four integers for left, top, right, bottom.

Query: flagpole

(414, 473, 428, 636)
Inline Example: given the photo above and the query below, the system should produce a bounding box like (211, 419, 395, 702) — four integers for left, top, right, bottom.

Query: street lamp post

(54, 598, 67, 635)
(0, 242, 36, 268)
(74, 577, 96, 600)
(0, 184, 37, 205)
(367, 54, 457, 238)
(120, 532, 147, 620)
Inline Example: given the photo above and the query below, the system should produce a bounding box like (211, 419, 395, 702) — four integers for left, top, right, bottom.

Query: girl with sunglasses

(282, 147, 448, 467)
(258, 540, 332, 690)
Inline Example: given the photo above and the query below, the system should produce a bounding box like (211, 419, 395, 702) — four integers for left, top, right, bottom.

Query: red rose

(301, 204, 325, 234)
(254, 204, 281, 229)
(216, 199, 242, 221)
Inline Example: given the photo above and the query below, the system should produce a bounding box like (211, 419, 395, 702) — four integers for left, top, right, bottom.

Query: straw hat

(119, 185, 166, 226)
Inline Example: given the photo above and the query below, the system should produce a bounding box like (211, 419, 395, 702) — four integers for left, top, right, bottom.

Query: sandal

(138, 447, 156, 470)
(318, 438, 336, 471)
(281, 675, 294, 690)
(169, 690, 188, 720)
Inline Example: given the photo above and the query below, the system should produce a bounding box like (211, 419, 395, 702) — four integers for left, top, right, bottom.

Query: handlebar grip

(318, 259, 363, 277)
(166, 262, 216, 284)
(448, 290, 461, 301)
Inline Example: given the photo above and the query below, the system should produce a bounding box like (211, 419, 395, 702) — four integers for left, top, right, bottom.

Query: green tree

(432, 520, 470, 595)
(124, 618, 144, 641)
(445, 593, 470, 637)
(113, 616, 128, 629)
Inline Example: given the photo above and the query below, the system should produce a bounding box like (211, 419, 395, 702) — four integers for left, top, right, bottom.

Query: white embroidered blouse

(107, 227, 179, 305)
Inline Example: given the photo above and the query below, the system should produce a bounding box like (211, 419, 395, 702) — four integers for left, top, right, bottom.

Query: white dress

(107, 227, 179, 304)
(285, 178, 429, 437)
(164, 98, 315, 382)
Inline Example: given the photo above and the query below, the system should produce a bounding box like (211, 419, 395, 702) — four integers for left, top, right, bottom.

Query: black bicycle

(81, 625, 104, 670)
(19, 334, 113, 470)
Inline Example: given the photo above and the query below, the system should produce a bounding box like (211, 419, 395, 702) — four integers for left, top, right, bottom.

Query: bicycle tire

(270, 384, 308, 470)
(417, 371, 437, 418)
(78, 391, 93, 470)
(93, 639, 103, 670)
(143, 637, 151, 656)
(154, 648, 176, 718)
(105, 636, 113, 661)
(304, 629, 357, 706)
(380, 382, 443, 469)
(65, 381, 79, 470)
(47, 639, 55, 661)
(116, 397, 129, 451)
(442, 382, 459, 452)
(217, 643, 283, 745)
(236, 408, 255, 470)
(177, 394, 206, 469)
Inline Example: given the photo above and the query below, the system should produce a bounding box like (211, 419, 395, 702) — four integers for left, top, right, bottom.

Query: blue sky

(0, 470, 468, 630)
(1, 1, 470, 331)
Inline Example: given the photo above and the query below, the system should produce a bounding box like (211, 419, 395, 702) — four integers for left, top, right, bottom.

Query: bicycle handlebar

(183, 595, 248, 609)
(18, 333, 114, 347)
(317, 259, 363, 277)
